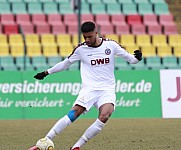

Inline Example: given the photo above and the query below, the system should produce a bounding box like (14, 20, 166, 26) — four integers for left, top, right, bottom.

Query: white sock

(72, 119, 105, 149)
(46, 115, 72, 140)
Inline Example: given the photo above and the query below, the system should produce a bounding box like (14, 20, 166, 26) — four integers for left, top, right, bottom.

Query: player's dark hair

(81, 21, 96, 33)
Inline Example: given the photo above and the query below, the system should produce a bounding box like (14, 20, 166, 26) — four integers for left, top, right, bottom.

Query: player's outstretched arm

(34, 71, 49, 80)
(134, 50, 142, 61)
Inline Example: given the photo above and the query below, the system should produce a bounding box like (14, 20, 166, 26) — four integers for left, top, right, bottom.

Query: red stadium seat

(67, 24, 78, 35)
(127, 14, 142, 26)
(95, 14, 111, 25)
(98, 24, 114, 35)
(4, 24, 19, 35)
(159, 14, 175, 26)
(47, 14, 63, 26)
(115, 24, 130, 35)
(16, 14, 31, 25)
(1, 14, 16, 25)
(64, 14, 78, 26)
(147, 24, 162, 35)
(81, 14, 94, 23)
(111, 14, 127, 26)
(32, 14, 47, 25)
(52, 24, 66, 34)
(0, 24, 2, 34)
(131, 24, 146, 35)
(163, 25, 178, 35)
(35, 24, 50, 34)
(20, 24, 35, 34)
(143, 14, 159, 26)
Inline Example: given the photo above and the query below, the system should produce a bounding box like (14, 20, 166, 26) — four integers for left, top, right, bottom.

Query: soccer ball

(36, 137, 54, 150)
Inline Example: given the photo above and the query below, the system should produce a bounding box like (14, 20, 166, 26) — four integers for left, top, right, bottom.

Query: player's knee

(99, 114, 110, 123)
(67, 110, 78, 122)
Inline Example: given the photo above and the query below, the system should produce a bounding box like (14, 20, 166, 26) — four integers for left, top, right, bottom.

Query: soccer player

(29, 21, 142, 150)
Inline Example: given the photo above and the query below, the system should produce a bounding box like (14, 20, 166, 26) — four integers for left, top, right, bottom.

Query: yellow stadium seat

(9, 34, 24, 46)
(11, 44, 24, 57)
(59, 44, 74, 57)
(0, 44, 9, 56)
(141, 45, 156, 57)
(152, 34, 168, 47)
(105, 34, 119, 42)
(25, 34, 40, 46)
(43, 44, 58, 57)
(157, 46, 173, 57)
(41, 34, 56, 46)
(0, 34, 8, 43)
(72, 34, 85, 46)
(125, 45, 140, 54)
(56, 34, 71, 46)
(173, 46, 181, 57)
(120, 34, 136, 47)
(26, 44, 42, 57)
(168, 34, 181, 47)
(136, 34, 152, 47)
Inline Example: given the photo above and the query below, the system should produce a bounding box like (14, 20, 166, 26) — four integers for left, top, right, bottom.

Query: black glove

(134, 50, 142, 61)
(34, 71, 48, 80)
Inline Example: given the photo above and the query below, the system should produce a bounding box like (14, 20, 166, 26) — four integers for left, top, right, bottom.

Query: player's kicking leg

(28, 105, 85, 150)
(70, 103, 114, 150)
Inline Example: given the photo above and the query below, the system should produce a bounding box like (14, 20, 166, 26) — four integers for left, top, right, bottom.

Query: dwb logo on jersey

(91, 58, 110, 65)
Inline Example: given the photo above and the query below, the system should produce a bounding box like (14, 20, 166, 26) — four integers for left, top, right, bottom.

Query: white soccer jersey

(48, 38, 139, 91)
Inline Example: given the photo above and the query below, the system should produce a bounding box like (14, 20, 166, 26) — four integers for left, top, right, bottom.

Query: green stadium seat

(28, 2, 43, 14)
(54, 0, 70, 4)
(68, 61, 80, 70)
(31, 56, 47, 70)
(107, 4, 121, 14)
(131, 59, 148, 70)
(87, 0, 102, 4)
(43, 2, 59, 14)
(0, 0, 7, 2)
(0, 56, 17, 71)
(47, 56, 62, 67)
(81, 4, 91, 14)
(118, 0, 133, 4)
(39, 0, 54, 3)
(24, 0, 39, 3)
(12, 3, 27, 14)
(138, 3, 154, 15)
(146, 56, 164, 70)
(154, 3, 170, 15)
(102, 0, 117, 4)
(91, 3, 106, 14)
(122, 3, 138, 15)
(134, 0, 149, 4)
(58, 3, 74, 14)
(162, 56, 179, 69)
(149, 0, 166, 4)
(8, 0, 24, 3)
(15, 56, 25, 70)
(0, 3, 11, 14)
(115, 57, 132, 70)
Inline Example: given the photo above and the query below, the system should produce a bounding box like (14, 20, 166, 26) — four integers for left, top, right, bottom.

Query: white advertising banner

(160, 70, 181, 118)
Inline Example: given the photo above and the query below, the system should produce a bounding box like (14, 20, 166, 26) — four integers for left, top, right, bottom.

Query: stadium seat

(56, 34, 71, 46)
(111, 14, 127, 26)
(147, 24, 162, 35)
(120, 35, 135, 47)
(91, 3, 106, 14)
(0, 24, 2, 34)
(134, 0, 149, 4)
(16, 14, 31, 25)
(114, 57, 132, 70)
(154, 3, 170, 15)
(0, 34, 8, 43)
(20, 24, 35, 34)
(81, 14, 94, 23)
(52, 24, 66, 34)
(146, 56, 163, 70)
(27, 2, 43, 14)
(122, 3, 137, 15)
(64, 14, 78, 26)
(141, 45, 156, 57)
(9, 34, 24, 46)
(105, 34, 119, 42)
(26, 44, 42, 56)
(42, 44, 58, 57)
(67, 24, 78, 35)
(4, 24, 19, 35)
(173, 46, 181, 57)
(136, 34, 152, 47)
(150, 0, 167, 4)
(162, 56, 179, 69)
(159, 14, 175, 26)
(58, 4, 74, 14)
(106, 4, 121, 14)
(24, 0, 39, 3)
(127, 15, 142, 26)
(131, 59, 148, 70)
(72, 34, 85, 46)
(47, 14, 63, 25)
(31, 56, 47, 70)
(163, 25, 178, 35)
(54, 0, 70, 4)
(115, 24, 130, 35)
(102, 0, 117, 3)
(68, 61, 80, 70)
(43, 2, 59, 14)
(47, 56, 62, 67)
(138, 3, 154, 15)
(41, 34, 56, 46)
(0, 44, 9, 56)
(81, 3, 91, 14)
(25, 34, 39, 45)
(0, 56, 17, 71)
(126, 45, 140, 54)
(118, 0, 133, 4)
(1, 14, 15, 25)
(10, 44, 24, 57)
(131, 24, 146, 35)
(95, 14, 111, 26)
(0, 3, 11, 14)
(32, 14, 47, 25)
(98, 24, 114, 35)
(152, 34, 168, 47)
(12, 3, 27, 14)
(15, 56, 35, 71)
(59, 44, 74, 57)
(168, 34, 181, 47)
(157, 46, 173, 57)
(35, 24, 51, 34)
(143, 14, 159, 26)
